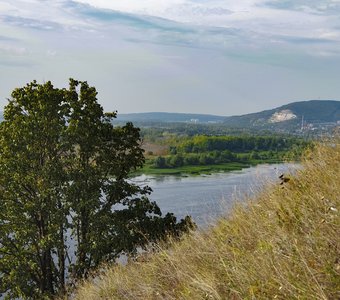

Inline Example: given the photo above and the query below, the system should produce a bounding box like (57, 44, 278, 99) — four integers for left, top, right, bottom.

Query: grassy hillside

(280, 100, 340, 123)
(223, 100, 340, 128)
(72, 141, 340, 300)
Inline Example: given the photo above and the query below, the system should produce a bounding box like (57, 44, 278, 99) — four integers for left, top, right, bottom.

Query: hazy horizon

(1, 1, 340, 115)
(110, 98, 338, 116)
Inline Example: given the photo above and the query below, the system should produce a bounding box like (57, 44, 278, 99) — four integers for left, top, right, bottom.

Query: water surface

(131, 163, 298, 227)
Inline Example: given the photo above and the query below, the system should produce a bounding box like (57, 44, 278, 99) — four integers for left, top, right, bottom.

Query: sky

(0, 0, 339, 115)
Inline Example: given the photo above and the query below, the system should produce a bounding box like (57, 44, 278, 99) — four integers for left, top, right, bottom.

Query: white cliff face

(268, 109, 297, 123)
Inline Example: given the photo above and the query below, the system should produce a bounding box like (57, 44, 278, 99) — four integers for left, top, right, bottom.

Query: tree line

(178, 135, 307, 153)
(153, 135, 308, 168)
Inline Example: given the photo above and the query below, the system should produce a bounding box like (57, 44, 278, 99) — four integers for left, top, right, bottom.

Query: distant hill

(223, 100, 340, 128)
(1, 100, 339, 131)
(114, 112, 225, 123)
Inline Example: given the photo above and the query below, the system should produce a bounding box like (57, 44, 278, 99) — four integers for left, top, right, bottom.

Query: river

(131, 163, 299, 227)
(0, 162, 299, 299)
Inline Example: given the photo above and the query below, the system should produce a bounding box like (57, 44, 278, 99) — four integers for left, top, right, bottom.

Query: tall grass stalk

(71, 141, 340, 300)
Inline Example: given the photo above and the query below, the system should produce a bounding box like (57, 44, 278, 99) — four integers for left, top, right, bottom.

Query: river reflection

(131, 163, 299, 227)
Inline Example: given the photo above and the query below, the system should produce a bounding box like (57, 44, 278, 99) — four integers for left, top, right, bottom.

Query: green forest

(140, 134, 309, 174)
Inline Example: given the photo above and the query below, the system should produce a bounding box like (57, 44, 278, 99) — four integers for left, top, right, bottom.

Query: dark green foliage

(168, 155, 184, 167)
(169, 146, 177, 155)
(0, 80, 194, 299)
(179, 135, 307, 153)
(151, 135, 308, 169)
(154, 156, 167, 168)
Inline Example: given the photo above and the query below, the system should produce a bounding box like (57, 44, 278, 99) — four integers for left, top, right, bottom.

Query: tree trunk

(58, 223, 66, 294)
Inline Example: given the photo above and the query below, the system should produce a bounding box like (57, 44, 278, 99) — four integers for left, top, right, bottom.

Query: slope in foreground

(73, 141, 340, 300)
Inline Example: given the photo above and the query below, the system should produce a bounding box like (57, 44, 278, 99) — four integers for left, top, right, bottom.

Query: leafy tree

(169, 146, 177, 155)
(154, 156, 167, 168)
(184, 154, 199, 166)
(0, 80, 194, 299)
(169, 154, 184, 167)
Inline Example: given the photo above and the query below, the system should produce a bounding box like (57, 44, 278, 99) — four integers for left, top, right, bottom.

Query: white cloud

(0, 2, 17, 12)
(0, 0, 339, 114)
(73, 0, 185, 15)
(1, 0, 339, 45)
(46, 49, 57, 56)
(70, 0, 340, 44)
(72, 0, 240, 27)
(0, 0, 93, 29)
(0, 44, 27, 55)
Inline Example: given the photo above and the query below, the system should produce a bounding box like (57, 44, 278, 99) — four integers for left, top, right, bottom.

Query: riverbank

(133, 162, 298, 227)
(73, 141, 340, 299)
(134, 158, 283, 176)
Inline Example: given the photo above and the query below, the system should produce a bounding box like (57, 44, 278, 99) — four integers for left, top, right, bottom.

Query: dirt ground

(141, 142, 168, 156)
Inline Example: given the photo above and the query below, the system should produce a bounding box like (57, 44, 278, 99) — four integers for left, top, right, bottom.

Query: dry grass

(71, 141, 340, 300)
